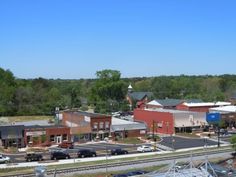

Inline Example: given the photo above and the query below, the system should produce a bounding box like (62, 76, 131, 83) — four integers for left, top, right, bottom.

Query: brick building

(24, 125, 71, 147)
(126, 84, 153, 109)
(62, 111, 111, 142)
(134, 108, 207, 135)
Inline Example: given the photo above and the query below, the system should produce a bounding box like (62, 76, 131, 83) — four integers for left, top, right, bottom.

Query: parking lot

(160, 136, 220, 150)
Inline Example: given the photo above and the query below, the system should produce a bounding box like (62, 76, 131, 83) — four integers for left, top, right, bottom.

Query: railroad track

(4, 148, 233, 177)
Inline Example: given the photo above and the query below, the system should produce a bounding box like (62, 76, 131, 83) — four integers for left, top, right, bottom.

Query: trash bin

(35, 166, 46, 177)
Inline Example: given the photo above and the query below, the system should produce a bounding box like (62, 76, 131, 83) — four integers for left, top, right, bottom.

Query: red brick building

(126, 84, 153, 109)
(134, 108, 207, 135)
(24, 125, 71, 147)
(134, 108, 174, 135)
(62, 111, 111, 142)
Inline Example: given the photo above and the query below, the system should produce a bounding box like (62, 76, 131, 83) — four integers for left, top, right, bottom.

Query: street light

(105, 139, 109, 177)
(171, 134, 175, 151)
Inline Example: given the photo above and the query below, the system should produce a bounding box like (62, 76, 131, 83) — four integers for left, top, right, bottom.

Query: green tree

(90, 69, 126, 113)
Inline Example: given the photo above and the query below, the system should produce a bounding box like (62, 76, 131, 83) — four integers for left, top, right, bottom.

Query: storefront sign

(26, 131, 46, 136)
(140, 130, 146, 134)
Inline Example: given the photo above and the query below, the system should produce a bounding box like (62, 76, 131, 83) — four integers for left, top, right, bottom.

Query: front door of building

(56, 136, 62, 144)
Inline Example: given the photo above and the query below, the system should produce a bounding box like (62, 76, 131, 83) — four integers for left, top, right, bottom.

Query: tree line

(0, 67, 236, 116)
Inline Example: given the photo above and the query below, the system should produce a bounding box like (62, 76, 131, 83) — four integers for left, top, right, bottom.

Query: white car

(0, 155, 10, 163)
(137, 145, 154, 152)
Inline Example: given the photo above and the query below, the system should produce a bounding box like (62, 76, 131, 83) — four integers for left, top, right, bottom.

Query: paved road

(9, 143, 159, 163)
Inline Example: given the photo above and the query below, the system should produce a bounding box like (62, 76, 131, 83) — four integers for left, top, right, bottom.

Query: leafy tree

(90, 69, 126, 113)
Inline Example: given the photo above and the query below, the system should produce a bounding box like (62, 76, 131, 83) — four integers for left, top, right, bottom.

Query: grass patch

(116, 137, 144, 144)
(68, 164, 167, 177)
(7, 116, 53, 123)
(0, 167, 34, 177)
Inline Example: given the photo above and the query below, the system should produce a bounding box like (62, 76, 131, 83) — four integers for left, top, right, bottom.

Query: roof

(25, 125, 67, 129)
(209, 105, 236, 113)
(111, 117, 146, 131)
(147, 99, 202, 107)
(127, 92, 153, 101)
(64, 110, 111, 118)
(144, 108, 198, 114)
(14, 120, 53, 126)
(183, 101, 231, 107)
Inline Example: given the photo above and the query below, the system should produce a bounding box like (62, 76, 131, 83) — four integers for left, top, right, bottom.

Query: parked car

(77, 149, 97, 158)
(58, 142, 74, 149)
(113, 170, 147, 177)
(126, 170, 148, 176)
(0, 155, 10, 163)
(137, 145, 154, 152)
(111, 148, 128, 155)
(25, 152, 43, 162)
(50, 151, 70, 160)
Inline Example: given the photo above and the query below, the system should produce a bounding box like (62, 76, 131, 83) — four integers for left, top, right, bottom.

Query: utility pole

(217, 126, 220, 148)
(152, 120, 155, 140)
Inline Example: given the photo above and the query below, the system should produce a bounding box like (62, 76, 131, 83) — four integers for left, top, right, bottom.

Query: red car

(58, 142, 74, 149)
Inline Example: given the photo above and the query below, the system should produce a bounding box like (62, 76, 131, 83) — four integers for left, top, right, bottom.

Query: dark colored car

(77, 149, 97, 158)
(126, 170, 148, 176)
(113, 170, 148, 177)
(58, 142, 74, 149)
(50, 151, 70, 160)
(111, 149, 128, 155)
(25, 152, 43, 162)
(113, 174, 129, 177)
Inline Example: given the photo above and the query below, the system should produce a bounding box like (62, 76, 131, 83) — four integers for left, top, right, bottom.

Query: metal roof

(64, 110, 110, 118)
(111, 117, 146, 131)
(147, 99, 202, 107)
(209, 105, 236, 113)
(144, 108, 197, 114)
(183, 101, 231, 107)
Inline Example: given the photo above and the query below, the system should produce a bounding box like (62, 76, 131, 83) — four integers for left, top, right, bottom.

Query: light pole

(171, 134, 175, 151)
(105, 139, 108, 177)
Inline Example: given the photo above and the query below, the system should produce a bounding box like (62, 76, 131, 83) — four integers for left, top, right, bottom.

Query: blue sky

(1, 0, 236, 79)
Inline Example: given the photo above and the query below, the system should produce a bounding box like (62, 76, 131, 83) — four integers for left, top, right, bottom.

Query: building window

(62, 134, 67, 141)
(93, 122, 98, 129)
(50, 135, 55, 142)
(27, 136, 31, 143)
(99, 122, 104, 129)
(105, 121, 110, 129)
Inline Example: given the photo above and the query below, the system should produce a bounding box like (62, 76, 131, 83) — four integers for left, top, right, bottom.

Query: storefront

(0, 125, 25, 148)
(24, 125, 71, 147)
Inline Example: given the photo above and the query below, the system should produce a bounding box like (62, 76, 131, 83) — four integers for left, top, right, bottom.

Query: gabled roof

(127, 92, 153, 101)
